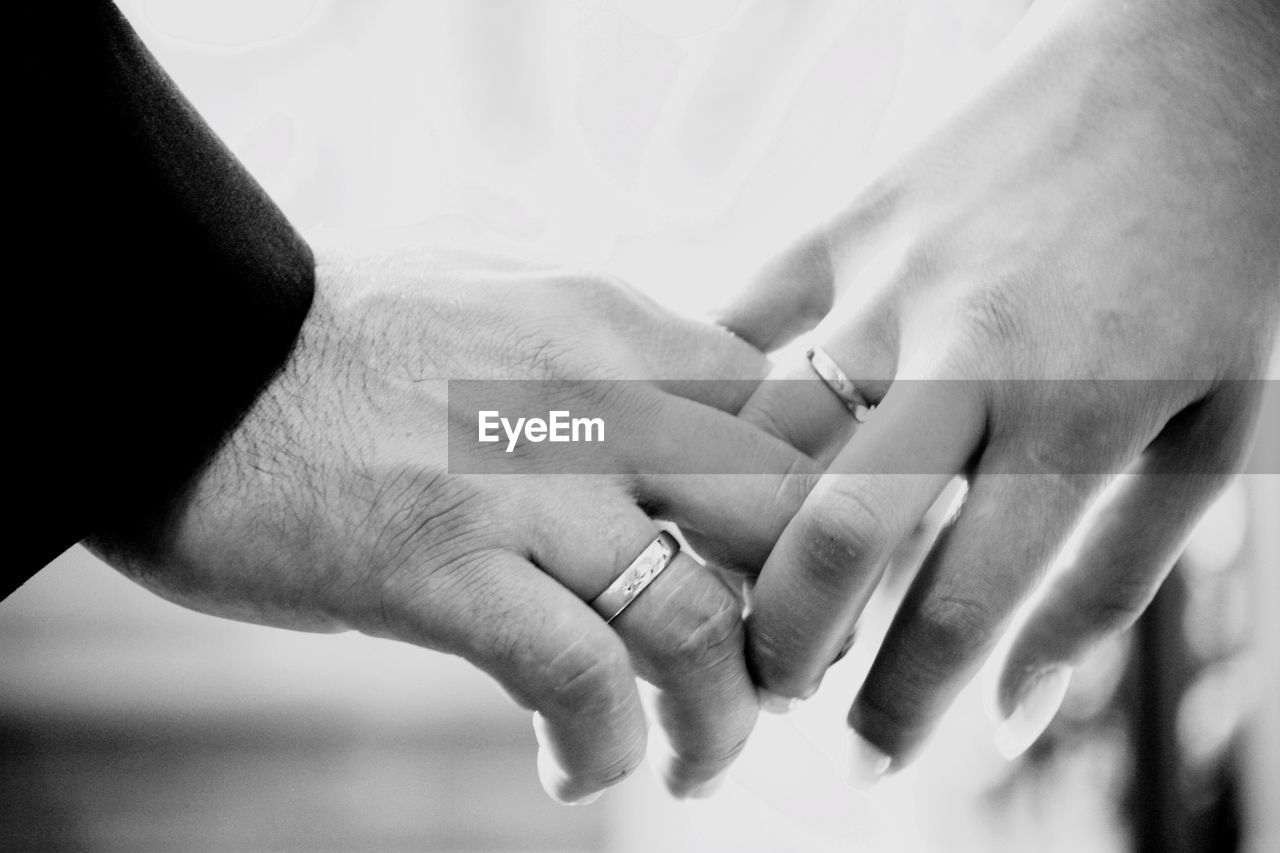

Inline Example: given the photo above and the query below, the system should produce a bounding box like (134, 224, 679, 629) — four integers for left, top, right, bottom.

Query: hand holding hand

(725, 0, 1279, 776)
(88, 243, 814, 802)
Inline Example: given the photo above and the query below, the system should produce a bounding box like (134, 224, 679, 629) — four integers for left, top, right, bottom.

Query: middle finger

(533, 487, 760, 799)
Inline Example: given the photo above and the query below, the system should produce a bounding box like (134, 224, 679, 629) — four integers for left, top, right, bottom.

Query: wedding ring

(590, 531, 679, 623)
(805, 347, 873, 422)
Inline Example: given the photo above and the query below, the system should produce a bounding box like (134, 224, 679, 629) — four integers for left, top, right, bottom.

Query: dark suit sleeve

(9, 2, 315, 594)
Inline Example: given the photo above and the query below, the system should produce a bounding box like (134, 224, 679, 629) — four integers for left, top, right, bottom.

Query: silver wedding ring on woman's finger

(806, 346, 874, 423)
(590, 531, 680, 623)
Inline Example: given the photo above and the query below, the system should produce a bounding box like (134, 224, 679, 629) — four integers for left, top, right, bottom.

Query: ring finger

(737, 304, 898, 464)
(532, 484, 760, 799)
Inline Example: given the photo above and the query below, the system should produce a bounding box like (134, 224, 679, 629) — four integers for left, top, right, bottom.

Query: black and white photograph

(4, 1, 1278, 851)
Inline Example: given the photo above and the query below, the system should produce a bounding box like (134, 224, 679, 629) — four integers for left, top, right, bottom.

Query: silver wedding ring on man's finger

(806, 346, 874, 423)
(590, 531, 680, 623)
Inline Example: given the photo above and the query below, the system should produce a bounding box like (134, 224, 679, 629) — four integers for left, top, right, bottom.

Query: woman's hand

(724, 0, 1279, 777)
(88, 243, 815, 803)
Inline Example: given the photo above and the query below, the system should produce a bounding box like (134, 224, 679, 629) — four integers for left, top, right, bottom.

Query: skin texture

(725, 0, 1280, 767)
(88, 244, 816, 803)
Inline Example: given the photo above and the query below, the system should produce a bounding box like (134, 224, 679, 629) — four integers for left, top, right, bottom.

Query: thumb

(716, 232, 835, 352)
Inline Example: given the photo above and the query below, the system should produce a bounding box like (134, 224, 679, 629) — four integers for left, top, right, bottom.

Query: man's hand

(88, 243, 814, 803)
(724, 0, 1279, 777)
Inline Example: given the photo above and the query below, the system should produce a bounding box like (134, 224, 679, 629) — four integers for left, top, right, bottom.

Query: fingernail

(684, 771, 728, 800)
(759, 689, 801, 714)
(566, 791, 602, 806)
(846, 730, 891, 789)
(992, 665, 1072, 760)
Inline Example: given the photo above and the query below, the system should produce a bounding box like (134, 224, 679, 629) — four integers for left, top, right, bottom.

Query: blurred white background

(2, 2, 1277, 851)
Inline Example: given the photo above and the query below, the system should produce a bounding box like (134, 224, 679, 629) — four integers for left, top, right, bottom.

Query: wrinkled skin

(728, 0, 1279, 768)
(90, 244, 815, 802)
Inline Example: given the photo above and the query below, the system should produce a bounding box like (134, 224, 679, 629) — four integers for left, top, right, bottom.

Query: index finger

(631, 393, 822, 573)
(746, 378, 985, 700)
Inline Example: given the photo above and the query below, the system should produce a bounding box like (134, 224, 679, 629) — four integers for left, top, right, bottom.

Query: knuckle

(668, 593, 745, 672)
(557, 268, 625, 297)
(1019, 431, 1105, 479)
(991, 384, 1128, 478)
(540, 637, 634, 720)
(912, 591, 1000, 668)
(741, 396, 800, 444)
(960, 283, 1027, 349)
(774, 456, 822, 513)
(613, 383, 669, 437)
(557, 270, 649, 323)
(718, 457, 819, 575)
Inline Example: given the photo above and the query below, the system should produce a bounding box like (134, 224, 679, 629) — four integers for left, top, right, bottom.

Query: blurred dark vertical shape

(1132, 561, 1242, 853)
